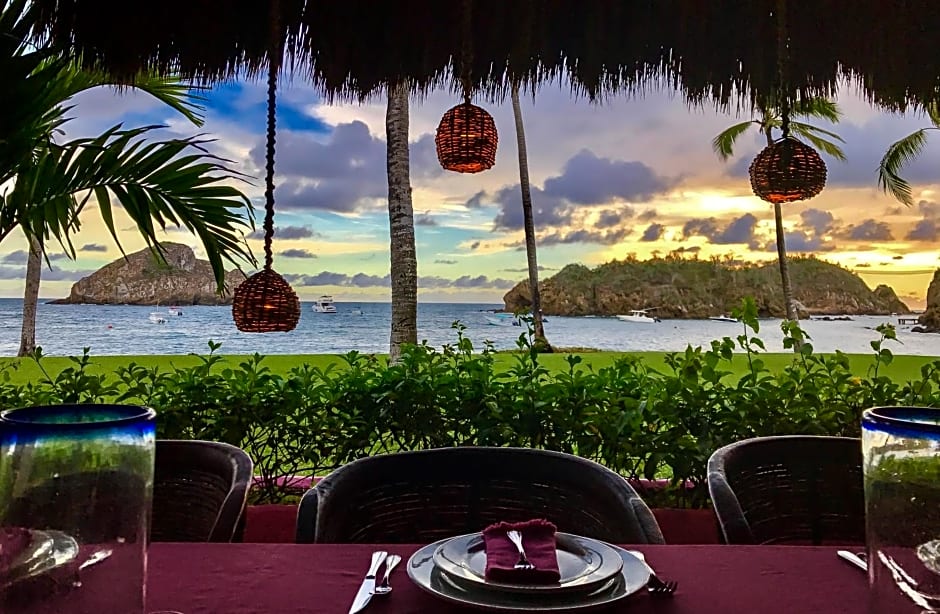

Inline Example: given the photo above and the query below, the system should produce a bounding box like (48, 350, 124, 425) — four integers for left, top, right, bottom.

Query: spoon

(374, 554, 401, 595)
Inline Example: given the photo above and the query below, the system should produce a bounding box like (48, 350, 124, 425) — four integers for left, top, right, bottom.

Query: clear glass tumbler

(0, 404, 156, 614)
(863, 406, 940, 613)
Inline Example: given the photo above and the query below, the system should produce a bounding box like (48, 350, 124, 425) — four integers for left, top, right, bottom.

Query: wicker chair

(152, 439, 253, 542)
(296, 447, 665, 544)
(5, 440, 252, 543)
(707, 436, 864, 545)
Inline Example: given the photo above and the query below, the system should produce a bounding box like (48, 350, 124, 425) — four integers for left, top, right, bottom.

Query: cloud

(542, 150, 678, 205)
(763, 208, 838, 253)
(672, 246, 702, 254)
(282, 271, 514, 289)
(415, 211, 438, 226)
(249, 225, 319, 240)
(80, 243, 108, 252)
(248, 122, 439, 213)
(907, 219, 938, 241)
(278, 248, 318, 259)
(640, 223, 665, 242)
(835, 219, 894, 241)
(539, 228, 629, 246)
(906, 200, 940, 241)
(683, 214, 759, 245)
(1, 251, 29, 264)
(478, 149, 676, 231)
(799, 208, 836, 236)
(434, 259, 458, 264)
(637, 209, 658, 222)
(595, 208, 632, 229)
(502, 265, 556, 272)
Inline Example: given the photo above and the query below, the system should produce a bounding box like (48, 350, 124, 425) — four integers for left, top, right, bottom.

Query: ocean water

(0, 299, 935, 357)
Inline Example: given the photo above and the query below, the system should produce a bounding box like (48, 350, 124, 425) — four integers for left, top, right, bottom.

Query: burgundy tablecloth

(145, 544, 877, 613)
(23, 543, 893, 613)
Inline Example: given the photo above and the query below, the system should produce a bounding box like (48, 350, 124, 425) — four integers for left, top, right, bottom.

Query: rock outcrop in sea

(503, 256, 911, 318)
(914, 269, 940, 333)
(49, 243, 246, 305)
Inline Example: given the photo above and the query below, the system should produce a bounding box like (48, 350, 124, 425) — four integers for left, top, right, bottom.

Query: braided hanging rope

(231, 0, 300, 333)
(747, 0, 826, 205)
(435, 0, 498, 173)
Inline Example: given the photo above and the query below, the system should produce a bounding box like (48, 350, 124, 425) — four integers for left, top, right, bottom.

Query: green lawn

(2, 351, 935, 385)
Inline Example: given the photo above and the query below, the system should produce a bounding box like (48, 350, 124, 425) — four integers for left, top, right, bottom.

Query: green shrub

(4, 298, 939, 506)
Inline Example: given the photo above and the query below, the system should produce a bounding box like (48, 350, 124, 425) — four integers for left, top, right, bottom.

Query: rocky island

(504, 255, 911, 318)
(49, 243, 246, 305)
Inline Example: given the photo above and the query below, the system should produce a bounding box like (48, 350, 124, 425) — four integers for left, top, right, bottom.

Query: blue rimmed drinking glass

(862, 406, 940, 612)
(0, 404, 155, 614)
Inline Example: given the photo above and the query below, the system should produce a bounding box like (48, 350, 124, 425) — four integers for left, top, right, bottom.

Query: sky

(8, 77, 940, 308)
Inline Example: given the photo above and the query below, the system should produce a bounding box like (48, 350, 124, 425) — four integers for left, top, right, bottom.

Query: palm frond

(788, 123, 847, 161)
(792, 98, 842, 123)
(6, 125, 256, 288)
(711, 121, 756, 161)
(878, 129, 932, 206)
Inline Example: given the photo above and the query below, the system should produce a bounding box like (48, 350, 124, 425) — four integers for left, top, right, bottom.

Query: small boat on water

(708, 315, 739, 323)
(485, 313, 521, 327)
(167, 307, 183, 316)
(148, 312, 168, 324)
(616, 309, 660, 324)
(312, 295, 337, 313)
(350, 306, 364, 315)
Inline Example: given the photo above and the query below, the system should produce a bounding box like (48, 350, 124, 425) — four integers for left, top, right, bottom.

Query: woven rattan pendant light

(232, 1, 300, 333)
(748, 0, 827, 205)
(435, 0, 498, 173)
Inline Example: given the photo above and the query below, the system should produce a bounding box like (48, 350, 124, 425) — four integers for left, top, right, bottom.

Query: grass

(2, 350, 935, 385)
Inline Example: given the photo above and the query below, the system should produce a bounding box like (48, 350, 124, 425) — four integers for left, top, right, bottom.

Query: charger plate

(433, 532, 623, 594)
(409, 538, 649, 612)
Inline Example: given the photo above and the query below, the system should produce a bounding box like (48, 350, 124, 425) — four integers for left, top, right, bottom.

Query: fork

(506, 530, 535, 570)
(627, 550, 678, 596)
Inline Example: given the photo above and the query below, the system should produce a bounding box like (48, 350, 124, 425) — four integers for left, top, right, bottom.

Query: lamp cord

(262, 0, 281, 271)
(776, 0, 791, 139)
(460, 0, 473, 104)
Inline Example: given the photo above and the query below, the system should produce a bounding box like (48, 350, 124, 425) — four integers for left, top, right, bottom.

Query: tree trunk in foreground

(511, 83, 550, 350)
(764, 126, 798, 321)
(386, 81, 417, 363)
(18, 234, 42, 357)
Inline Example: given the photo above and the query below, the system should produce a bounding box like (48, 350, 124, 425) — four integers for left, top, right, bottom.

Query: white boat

(312, 295, 337, 313)
(350, 307, 363, 315)
(616, 310, 660, 324)
(167, 307, 183, 316)
(485, 313, 521, 327)
(708, 315, 738, 323)
(148, 312, 168, 324)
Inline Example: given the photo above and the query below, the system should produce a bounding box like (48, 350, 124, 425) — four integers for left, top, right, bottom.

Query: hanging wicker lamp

(232, 0, 300, 333)
(748, 136, 827, 204)
(435, 101, 498, 173)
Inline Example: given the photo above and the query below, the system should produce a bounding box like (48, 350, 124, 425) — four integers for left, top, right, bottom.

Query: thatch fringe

(26, 0, 940, 111)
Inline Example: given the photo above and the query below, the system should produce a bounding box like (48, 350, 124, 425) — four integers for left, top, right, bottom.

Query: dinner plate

(1, 530, 80, 589)
(409, 538, 650, 611)
(433, 532, 624, 594)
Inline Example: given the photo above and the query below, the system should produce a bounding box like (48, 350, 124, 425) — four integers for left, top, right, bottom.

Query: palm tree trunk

(385, 81, 417, 362)
(17, 235, 42, 357)
(764, 128, 798, 321)
(510, 84, 550, 349)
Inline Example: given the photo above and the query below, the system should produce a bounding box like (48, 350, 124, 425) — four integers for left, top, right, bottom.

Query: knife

(837, 550, 868, 572)
(348, 551, 388, 614)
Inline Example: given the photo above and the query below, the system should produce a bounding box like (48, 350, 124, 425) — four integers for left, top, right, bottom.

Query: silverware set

(348, 551, 401, 613)
(626, 550, 678, 596)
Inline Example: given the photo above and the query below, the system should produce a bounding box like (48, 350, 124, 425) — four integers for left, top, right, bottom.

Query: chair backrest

(707, 435, 864, 545)
(296, 447, 665, 544)
(3, 440, 252, 543)
(152, 439, 253, 542)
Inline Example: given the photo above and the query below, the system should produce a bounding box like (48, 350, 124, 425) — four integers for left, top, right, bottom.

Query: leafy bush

(4, 298, 939, 506)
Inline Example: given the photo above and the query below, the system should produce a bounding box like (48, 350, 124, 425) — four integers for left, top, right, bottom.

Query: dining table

(127, 543, 886, 613)
(15, 541, 908, 613)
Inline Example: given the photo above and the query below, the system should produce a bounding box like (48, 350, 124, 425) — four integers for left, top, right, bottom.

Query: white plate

(433, 532, 624, 594)
(409, 538, 650, 611)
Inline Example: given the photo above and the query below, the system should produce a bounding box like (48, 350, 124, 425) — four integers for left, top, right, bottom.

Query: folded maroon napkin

(482, 519, 561, 584)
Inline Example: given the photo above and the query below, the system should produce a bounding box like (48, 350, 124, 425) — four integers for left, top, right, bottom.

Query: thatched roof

(29, 0, 940, 109)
